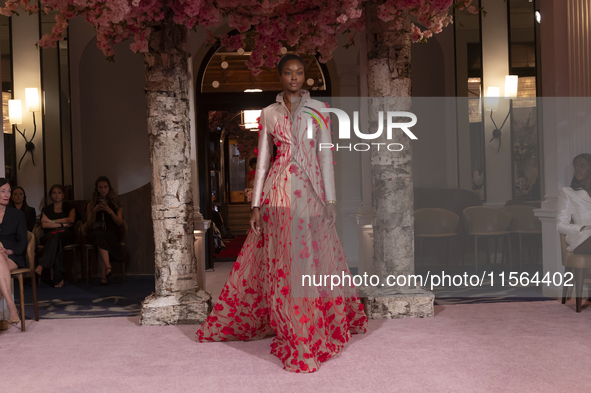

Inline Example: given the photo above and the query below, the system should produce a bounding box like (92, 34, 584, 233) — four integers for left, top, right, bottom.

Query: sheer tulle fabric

(197, 93, 367, 373)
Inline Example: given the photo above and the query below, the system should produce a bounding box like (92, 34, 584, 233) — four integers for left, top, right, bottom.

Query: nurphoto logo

(306, 108, 418, 152)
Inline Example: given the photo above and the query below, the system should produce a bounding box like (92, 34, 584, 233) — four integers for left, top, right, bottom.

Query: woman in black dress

(0, 178, 28, 325)
(35, 184, 75, 287)
(10, 186, 37, 232)
(86, 176, 124, 285)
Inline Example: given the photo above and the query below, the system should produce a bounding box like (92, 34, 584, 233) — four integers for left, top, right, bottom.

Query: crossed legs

(98, 247, 112, 283)
(0, 253, 19, 322)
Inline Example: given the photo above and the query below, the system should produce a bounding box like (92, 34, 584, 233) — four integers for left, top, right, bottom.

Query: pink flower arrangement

(0, 0, 475, 72)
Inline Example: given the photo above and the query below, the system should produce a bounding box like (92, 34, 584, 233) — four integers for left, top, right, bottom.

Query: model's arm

(316, 105, 336, 203)
(315, 104, 337, 225)
(251, 109, 273, 209)
(250, 109, 273, 235)
(557, 188, 587, 235)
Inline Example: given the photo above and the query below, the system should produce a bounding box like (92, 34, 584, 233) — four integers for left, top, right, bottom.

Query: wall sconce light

(535, 10, 541, 24)
(504, 75, 518, 98)
(8, 99, 22, 125)
(9, 87, 39, 169)
(485, 77, 517, 153)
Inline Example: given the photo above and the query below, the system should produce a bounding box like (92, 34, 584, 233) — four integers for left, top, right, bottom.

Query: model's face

(51, 188, 64, 203)
(574, 157, 591, 183)
(11, 188, 24, 205)
(279, 60, 305, 94)
(97, 181, 110, 198)
(0, 184, 11, 206)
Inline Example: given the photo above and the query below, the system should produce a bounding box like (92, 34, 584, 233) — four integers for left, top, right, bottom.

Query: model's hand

(4, 249, 14, 255)
(93, 203, 102, 213)
(250, 208, 262, 236)
(326, 204, 337, 226)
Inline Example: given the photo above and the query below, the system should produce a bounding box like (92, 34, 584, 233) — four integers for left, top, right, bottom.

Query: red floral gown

(196, 91, 367, 373)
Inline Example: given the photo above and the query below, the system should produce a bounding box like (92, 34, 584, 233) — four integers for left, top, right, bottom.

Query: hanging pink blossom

(0, 0, 475, 72)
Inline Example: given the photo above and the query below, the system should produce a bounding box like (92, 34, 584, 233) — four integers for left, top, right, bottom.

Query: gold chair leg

(562, 266, 572, 304)
(575, 268, 584, 313)
(85, 247, 91, 284)
(72, 248, 78, 285)
(518, 233, 523, 272)
(493, 237, 499, 265)
(474, 235, 478, 273)
(17, 275, 25, 332)
(31, 272, 39, 321)
(506, 234, 512, 270)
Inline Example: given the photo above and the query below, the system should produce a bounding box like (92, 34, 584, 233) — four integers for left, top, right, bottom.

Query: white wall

(70, 18, 150, 199)
(12, 13, 44, 210)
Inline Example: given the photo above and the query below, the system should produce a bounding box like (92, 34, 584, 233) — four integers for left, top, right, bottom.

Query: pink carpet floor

(2, 300, 591, 393)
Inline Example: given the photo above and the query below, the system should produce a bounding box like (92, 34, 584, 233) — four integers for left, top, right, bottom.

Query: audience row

(0, 175, 124, 325)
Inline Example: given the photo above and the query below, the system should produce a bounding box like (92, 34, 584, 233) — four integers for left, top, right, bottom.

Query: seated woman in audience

(86, 176, 124, 285)
(35, 184, 75, 287)
(10, 186, 37, 232)
(0, 178, 28, 325)
(557, 153, 591, 254)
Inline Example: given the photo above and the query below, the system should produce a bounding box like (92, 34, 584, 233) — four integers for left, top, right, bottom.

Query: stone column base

(140, 289, 212, 325)
(359, 287, 435, 319)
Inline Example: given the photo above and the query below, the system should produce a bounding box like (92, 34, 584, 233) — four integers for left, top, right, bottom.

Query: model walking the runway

(197, 54, 367, 373)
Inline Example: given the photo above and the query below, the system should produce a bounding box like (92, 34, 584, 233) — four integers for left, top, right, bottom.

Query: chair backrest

(33, 225, 43, 248)
(415, 208, 459, 235)
(504, 199, 541, 208)
(504, 205, 541, 232)
(26, 231, 35, 270)
(463, 206, 512, 234)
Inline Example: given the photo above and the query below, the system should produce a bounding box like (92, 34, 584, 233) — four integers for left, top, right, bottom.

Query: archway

(194, 43, 332, 271)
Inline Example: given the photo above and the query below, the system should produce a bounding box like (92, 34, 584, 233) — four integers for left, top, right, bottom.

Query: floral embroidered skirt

(196, 162, 367, 373)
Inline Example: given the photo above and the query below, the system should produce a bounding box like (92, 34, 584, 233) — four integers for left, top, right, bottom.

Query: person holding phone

(36, 184, 75, 288)
(86, 176, 123, 285)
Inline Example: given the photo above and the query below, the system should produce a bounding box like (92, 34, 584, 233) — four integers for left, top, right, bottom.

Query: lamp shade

(505, 75, 518, 98)
(25, 88, 40, 112)
(8, 99, 22, 124)
(485, 86, 500, 111)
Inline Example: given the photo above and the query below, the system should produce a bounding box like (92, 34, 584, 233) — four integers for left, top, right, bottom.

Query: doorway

(195, 44, 331, 272)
